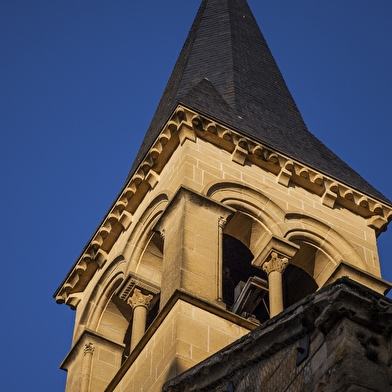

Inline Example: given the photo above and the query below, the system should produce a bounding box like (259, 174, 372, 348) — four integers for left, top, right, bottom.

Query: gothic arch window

(135, 231, 164, 329)
(222, 233, 319, 322)
(285, 214, 366, 275)
(122, 193, 168, 285)
(208, 183, 365, 320)
(82, 256, 127, 340)
(118, 194, 167, 360)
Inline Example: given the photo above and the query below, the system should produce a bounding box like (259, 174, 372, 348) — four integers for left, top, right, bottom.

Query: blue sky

(1, 1, 391, 390)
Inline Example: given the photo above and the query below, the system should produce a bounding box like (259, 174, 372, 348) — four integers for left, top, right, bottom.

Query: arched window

(120, 232, 163, 361)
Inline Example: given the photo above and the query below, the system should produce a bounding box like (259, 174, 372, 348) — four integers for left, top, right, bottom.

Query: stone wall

(111, 298, 250, 392)
(163, 278, 392, 392)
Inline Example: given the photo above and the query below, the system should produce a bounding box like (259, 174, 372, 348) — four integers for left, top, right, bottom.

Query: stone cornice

(185, 107, 392, 223)
(54, 104, 392, 308)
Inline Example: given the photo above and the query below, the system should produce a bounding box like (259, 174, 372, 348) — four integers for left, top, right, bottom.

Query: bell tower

(54, 1, 392, 391)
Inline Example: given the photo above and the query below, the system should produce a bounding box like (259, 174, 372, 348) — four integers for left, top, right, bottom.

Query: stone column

(217, 217, 227, 301)
(80, 342, 94, 392)
(262, 252, 289, 318)
(127, 288, 153, 351)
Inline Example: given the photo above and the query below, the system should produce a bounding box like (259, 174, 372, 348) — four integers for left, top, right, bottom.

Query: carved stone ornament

(84, 342, 95, 355)
(262, 252, 289, 275)
(127, 288, 154, 310)
(218, 216, 227, 229)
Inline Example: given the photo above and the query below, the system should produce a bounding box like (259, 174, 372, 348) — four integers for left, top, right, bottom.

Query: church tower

(55, 1, 392, 391)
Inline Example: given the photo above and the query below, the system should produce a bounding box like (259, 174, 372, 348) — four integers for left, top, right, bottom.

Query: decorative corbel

(206, 122, 217, 134)
(357, 196, 369, 209)
(146, 170, 159, 189)
(94, 249, 107, 268)
(322, 183, 339, 208)
(367, 215, 388, 232)
(66, 292, 82, 310)
(178, 122, 197, 145)
(119, 210, 133, 230)
(277, 160, 294, 187)
(108, 208, 121, 225)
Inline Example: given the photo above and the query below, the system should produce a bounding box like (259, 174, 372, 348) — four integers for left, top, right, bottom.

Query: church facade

(54, 1, 392, 391)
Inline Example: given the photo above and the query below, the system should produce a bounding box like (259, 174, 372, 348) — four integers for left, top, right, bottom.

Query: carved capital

(218, 217, 227, 229)
(127, 288, 154, 310)
(262, 252, 289, 275)
(84, 342, 95, 355)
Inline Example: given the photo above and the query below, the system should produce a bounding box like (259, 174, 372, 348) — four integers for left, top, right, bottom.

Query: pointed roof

(129, 0, 391, 205)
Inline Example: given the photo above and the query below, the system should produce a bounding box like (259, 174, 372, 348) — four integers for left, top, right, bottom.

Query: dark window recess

(231, 276, 269, 322)
(122, 322, 132, 363)
(283, 265, 317, 308)
(223, 234, 269, 323)
(146, 298, 160, 330)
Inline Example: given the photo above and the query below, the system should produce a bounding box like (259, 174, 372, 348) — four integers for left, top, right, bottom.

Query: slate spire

(129, 0, 390, 205)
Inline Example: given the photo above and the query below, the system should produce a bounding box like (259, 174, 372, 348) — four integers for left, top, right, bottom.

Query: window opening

(283, 264, 318, 308)
(223, 234, 269, 323)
